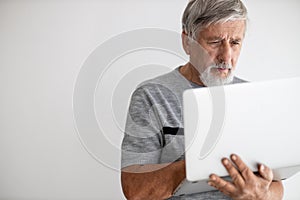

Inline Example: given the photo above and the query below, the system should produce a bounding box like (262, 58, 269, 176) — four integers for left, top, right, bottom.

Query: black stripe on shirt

(162, 127, 184, 136)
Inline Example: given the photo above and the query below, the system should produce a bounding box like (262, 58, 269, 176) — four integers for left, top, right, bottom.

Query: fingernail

(210, 175, 216, 181)
(231, 155, 237, 161)
(260, 164, 265, 171)
(223, 159, 229, 165)
(208, 182, 213, 186)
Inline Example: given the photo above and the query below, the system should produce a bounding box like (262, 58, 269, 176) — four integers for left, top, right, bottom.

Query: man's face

(188, 20, 246, 85)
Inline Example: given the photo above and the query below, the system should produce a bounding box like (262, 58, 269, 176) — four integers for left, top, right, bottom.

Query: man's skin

(208, 154, 283, 200)
(121, 156, 283, 200)
(181, 20, 245, 86)
(121, 161, 185, 200)
(121, 20, 284, 200)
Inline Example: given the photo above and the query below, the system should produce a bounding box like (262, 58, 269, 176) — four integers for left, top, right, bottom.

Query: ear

(181, 31, 191, 55)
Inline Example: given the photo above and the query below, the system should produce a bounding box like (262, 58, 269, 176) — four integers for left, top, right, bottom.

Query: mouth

(216, 67, 231, 73)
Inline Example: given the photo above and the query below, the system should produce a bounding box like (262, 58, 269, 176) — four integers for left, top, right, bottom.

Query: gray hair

(182, 0, 248, 39)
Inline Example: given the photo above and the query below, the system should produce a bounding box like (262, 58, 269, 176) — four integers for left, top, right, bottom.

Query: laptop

(173, 77, 300, 196)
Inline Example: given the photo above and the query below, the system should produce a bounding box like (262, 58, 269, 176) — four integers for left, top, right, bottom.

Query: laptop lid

(183, 77, 300, 182)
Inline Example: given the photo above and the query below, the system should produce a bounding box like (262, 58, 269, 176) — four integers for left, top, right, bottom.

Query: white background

(1, 0, 300, 199)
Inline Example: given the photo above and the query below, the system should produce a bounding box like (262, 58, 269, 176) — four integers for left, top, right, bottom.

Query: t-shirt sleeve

(121, 85, 164, 169)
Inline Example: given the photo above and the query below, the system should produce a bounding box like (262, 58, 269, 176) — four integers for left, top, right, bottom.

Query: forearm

(268, 181, 284, 200)
(121, 160, 185, 200)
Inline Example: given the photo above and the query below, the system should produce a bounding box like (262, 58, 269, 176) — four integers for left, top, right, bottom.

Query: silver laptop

(174, 77, 300, 196)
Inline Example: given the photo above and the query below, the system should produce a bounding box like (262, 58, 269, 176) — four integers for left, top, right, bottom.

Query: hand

(207, 154, 280, 200)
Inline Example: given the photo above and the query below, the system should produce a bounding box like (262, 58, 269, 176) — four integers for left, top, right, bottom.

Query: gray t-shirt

(121, 67, 245, 199)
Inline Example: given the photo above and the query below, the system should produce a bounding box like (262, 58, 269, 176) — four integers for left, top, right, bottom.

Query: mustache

(210, 63, 232, 70)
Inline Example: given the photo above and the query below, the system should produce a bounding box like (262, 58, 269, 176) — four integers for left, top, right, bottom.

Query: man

(121, 0, 284, 199)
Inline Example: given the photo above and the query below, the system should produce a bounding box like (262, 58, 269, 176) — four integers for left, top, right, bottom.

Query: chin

(200, 73, 235, 87)
(213, 69, 230, 78)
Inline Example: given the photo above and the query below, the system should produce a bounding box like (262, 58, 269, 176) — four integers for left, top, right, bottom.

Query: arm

(208, 154, 284, 200)
(121, 160, 185, 200)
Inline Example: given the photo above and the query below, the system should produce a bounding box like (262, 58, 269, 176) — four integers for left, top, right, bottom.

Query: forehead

(199, 20, 246, 40)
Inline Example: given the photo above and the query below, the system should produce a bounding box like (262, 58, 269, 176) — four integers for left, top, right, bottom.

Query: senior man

(121, 0, 284, 199)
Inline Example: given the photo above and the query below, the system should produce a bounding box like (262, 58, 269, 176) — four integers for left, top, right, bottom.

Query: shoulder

(130, 69, 186, 108)
(137, 69, 182, 88)
(133, 69, 186, 98)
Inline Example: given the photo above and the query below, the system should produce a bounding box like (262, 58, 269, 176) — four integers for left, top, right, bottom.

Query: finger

(222, 158, 245, 186)
(208, 174, 236, 195)
(258, 164, 273, 182)
(231, 154, 255, 180)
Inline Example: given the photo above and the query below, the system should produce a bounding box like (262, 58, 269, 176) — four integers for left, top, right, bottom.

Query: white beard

(199, 63, 235, 87)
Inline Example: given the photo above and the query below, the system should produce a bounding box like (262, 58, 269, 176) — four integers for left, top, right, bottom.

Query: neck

(179, 63, 205, 86)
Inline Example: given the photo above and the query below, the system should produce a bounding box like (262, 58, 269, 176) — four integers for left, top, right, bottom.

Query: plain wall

(1, 0, 300, 199)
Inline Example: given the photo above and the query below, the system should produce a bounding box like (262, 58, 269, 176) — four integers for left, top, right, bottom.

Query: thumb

(258, 164, 273, 182)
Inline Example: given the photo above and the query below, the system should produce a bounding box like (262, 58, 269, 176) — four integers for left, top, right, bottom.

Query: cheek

(231, 59, 237, 67)
(199, 45, 218, 62)
(231, 50, 242, 67)
(208, 52, 218, 63)
(189, 46, 214, 70)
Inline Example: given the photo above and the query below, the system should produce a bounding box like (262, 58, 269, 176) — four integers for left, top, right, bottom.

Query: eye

(208, 40, 220, 44)
(207, 40, 221, 46)
(231, 40, 241, 46)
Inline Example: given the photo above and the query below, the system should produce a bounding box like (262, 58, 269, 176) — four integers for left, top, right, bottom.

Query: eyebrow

(206, 36, 242, 41)
(206, 36, 223, 41)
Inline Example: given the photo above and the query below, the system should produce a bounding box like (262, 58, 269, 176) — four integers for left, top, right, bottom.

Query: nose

(217, 42, 232, 64)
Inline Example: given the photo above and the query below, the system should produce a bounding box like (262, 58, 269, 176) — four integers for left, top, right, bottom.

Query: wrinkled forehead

(197, 20, 247, 40)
